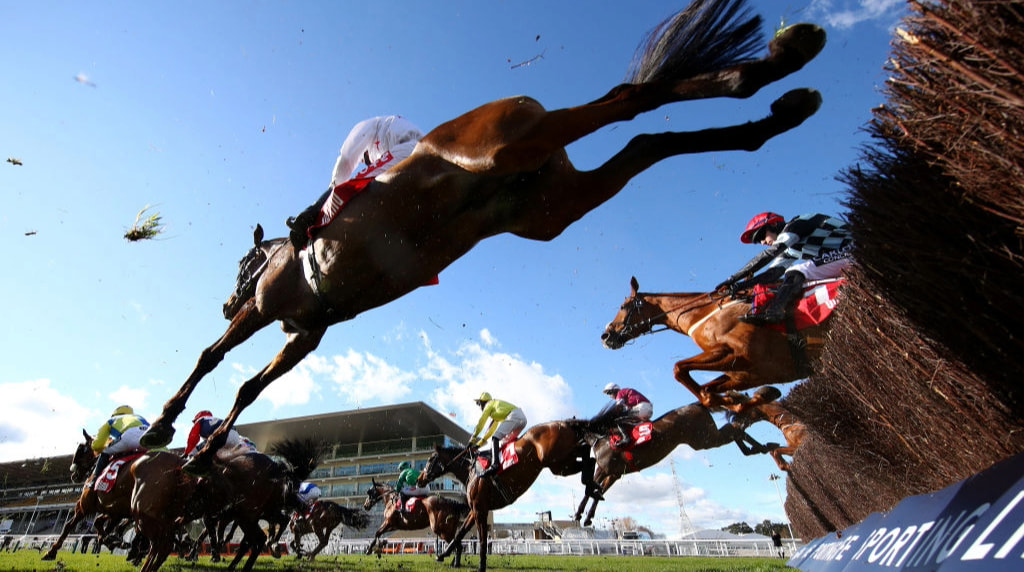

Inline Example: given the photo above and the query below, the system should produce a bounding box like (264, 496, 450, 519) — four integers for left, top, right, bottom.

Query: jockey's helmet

(476, 392, 492, 404)
(603, 383, 620, 396)
(111, 405, 134, 416)
(193, 410, 213, 423)
(398, 461, 411, 472)
(740, 212, 785, 244)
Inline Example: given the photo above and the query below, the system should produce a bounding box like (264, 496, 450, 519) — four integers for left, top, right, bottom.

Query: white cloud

(420, 330, 576, 430)
(808, 0, 904, 29)
(244, 356, 323, 409)
(108, 385, 150, 412)
(0, 379, 96, 461)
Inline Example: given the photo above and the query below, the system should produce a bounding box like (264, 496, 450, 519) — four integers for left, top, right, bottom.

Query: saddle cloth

(477, 440, 520, 474)
(95, 453, 144, 493)
(752, 278, 843, 331)
(610, 422, 654, 450)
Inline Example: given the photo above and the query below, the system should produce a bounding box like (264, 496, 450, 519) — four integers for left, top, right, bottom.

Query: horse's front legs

(41, 499, 89, 559)
(183, 326, 326, 476)
(142, 299, 275, 449)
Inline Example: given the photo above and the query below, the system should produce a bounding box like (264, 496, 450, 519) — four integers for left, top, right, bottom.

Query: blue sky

(1, 0, 905, 537)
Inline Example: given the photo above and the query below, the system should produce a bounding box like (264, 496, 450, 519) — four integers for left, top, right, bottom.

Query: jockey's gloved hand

(714, 279, 735, 293)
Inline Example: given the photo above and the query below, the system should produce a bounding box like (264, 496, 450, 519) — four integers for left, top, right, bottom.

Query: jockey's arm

(721, 244, 786, 288)
(92, 422, 112, 453)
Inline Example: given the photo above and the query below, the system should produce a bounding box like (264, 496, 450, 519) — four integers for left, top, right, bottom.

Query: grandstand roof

(235, 401, 470, 449)
(0, 455, 74, 489)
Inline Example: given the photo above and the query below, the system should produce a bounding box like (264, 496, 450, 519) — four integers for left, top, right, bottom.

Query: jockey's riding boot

(286, 189, 332, 249)
(741, 272, 806, 326)
(481, 437, 502, 477)
(616, 423, 633, 447)
(88, 452, 111, 486)
(581, 455, 605, 501)
(398, 491, 409, 513)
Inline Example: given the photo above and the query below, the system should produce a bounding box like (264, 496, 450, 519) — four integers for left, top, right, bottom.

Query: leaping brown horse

(573, 401, 767, 526)
(601, 276, 832, 409)
(140, 0, 826, 477)
(431, 417, 611, 572)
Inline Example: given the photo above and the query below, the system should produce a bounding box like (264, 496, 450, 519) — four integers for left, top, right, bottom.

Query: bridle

(607, 292, 724, 341)
(233, 241, 285, 301)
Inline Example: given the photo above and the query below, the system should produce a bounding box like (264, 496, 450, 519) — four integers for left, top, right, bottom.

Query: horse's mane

(269, 437, 323, 484)
(626, 0, 762, 84)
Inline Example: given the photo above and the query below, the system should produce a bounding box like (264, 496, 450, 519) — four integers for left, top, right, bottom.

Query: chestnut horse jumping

(362, 480, 471, 567)
(602, 277, 832, 409)
(431, 417, 610, 572)
(140, 0, 826, 476)
(573, 401, 767, 526)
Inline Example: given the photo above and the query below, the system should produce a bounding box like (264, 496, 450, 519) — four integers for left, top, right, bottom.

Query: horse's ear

(630, 276, 639, 293)
(254, 224, 264, 245)
(82, 428, 92, 442)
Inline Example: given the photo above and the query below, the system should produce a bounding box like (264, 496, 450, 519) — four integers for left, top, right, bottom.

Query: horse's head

(363, 478, 386, 511)
(223, 224, 284, 320)
(70, 429, 97, 483)
(602, 277, 658, 349)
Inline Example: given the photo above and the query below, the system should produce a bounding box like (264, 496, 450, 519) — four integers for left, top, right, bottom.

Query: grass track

(0, 551, 793, 572)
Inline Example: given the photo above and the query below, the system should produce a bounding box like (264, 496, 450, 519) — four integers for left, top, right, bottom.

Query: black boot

(741, 272, 806, 326)
(580, 455, 604, 501)
(615, 423, 633, 447)
(87, 452, 111, 488)
(481, 437, 501, 477)
(286, 189, 332, 249)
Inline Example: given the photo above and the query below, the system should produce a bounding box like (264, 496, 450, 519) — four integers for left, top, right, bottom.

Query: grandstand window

(361, 438, 413, 455)
(329, 483, 361, 497)
(359, 461, 401, 476)
(332, 443, 359, 458)
(415, 435, 445, 450)
(332, 465, 357, 477)
(309, 467, 331, 479)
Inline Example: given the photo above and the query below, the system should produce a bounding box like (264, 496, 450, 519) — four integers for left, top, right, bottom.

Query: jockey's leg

(481, 437, 502, 477)
(286, 188, 331, 249)
(87, 452, 111, 486)
(741, 271, 805, 326)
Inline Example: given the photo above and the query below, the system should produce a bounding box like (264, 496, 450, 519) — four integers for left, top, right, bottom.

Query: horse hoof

(770, 89, 822, 129)
(41, 553, 56, 561)
(769, 24, 826, 70)
(182, 455, 212, 477)
(140, 423, 174, 448)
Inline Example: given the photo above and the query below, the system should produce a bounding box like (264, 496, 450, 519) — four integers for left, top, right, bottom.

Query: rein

(611, 292, 723, 340)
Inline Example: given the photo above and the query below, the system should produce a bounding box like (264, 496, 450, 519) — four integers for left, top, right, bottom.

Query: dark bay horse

(289, 500, 370, 561)
(724, 386, 807, 471)
(601, 276, 832, 409)
(363, 480, 471, 567)
(43, 430, 145, 561)
(432, 418, 610, 572)
(140, 0, 827, 476)
(131, 439, 319, 572)
(573, 401, 765, 526)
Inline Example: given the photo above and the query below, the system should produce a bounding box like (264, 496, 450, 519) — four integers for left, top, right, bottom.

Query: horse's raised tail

(269, 438, 323, 484)
(339, 506, 371, 530)
(626, 0, 762, 84)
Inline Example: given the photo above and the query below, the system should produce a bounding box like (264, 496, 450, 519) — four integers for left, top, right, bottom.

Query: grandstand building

(0, 401, 470, 538)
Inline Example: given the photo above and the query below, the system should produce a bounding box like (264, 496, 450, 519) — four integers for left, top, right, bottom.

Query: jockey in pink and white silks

(286, 115, 424, 249)
(602, 383, 653, 447)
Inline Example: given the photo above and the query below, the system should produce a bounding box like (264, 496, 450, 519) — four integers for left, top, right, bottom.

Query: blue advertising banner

(788, 451, 1024, 571)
